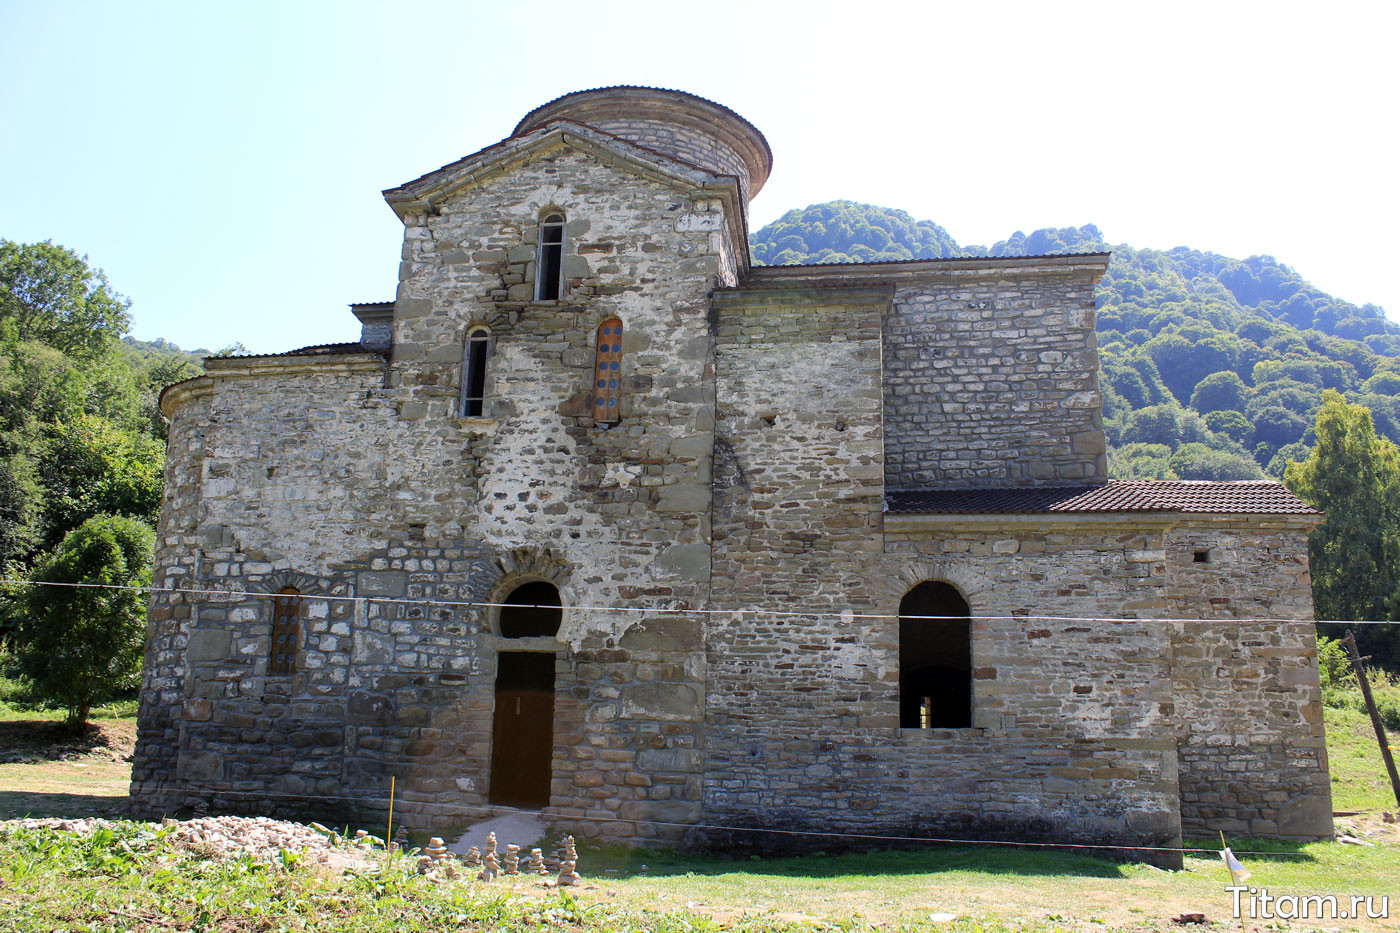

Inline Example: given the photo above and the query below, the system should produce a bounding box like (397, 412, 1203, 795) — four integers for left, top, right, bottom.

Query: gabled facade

(132, 88, 1332, 863)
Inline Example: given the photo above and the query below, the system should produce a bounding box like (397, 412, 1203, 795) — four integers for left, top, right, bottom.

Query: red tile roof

(886, 481, 1318, 516)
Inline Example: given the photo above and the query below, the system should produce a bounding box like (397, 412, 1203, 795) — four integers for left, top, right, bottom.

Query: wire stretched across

(142, 783, 1318, 859)
(2, 577, 1396, 625)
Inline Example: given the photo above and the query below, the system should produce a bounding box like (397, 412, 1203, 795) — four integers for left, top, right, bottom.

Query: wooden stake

(387, 775, 396, 849)
(1344, 630, 1400, 808)
(1221, 831, 1246, 933)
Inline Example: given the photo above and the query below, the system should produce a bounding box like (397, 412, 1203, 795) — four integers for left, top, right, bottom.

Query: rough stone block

(176, 751, 224, 782)
(652, 544, 709, 582)
(357, 571, 407, 597)
(186, 629, 231, 663)
(1277, 794, 1333, 839)
(621, 684, 699, 722)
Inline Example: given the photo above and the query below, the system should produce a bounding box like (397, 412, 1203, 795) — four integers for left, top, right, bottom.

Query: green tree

(1252, 405, 1310, 449)
(11, 514, 154, 730)
(1144, 333, 1234, 404)
(0, 240, 130, 360)
(1190, 371, 1248, 413)
(1169, 442, 1265, 480)
(1203, 409, 1253, 445)
(37, 414, 163, 548)
(1120, 404, 1182, 447)
(1362, 371, 1400, 395)
(1285, 391, 1400, 668)
(1107, 442, 1175, 479)
(0, 454, 42, 570)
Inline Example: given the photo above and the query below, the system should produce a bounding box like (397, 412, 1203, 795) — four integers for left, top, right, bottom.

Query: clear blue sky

(2, 1, 1395, 354)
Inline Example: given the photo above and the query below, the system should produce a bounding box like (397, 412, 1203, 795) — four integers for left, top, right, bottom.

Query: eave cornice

(885, 510, 1322, 534)
(159, 354, 388, 418)
(738, 252, 1112, 290)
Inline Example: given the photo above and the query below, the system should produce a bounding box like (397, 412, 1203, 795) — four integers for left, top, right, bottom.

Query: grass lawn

(1326, 702, 1400, 814)
(0, 702, 1396, 931)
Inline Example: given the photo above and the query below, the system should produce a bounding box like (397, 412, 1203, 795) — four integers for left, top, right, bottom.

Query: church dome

(513, 86, 773, 203)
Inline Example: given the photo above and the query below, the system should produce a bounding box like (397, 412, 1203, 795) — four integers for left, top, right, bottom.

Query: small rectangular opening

(1192, 549, 1211, 564)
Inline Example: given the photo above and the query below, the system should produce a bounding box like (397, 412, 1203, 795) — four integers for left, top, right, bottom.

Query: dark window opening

(461, 327, 490, 417)
(592, 317, 623, 424)
(499, 581, 562, 638)
(1193, 549, 1211, 564)
(536, 213, 565, 300)
(270, 587, 301, 676)
(899, 581, 971, 728)
(489, 651, 555, 808)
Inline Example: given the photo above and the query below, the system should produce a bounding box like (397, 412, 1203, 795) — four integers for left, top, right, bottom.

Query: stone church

(131, 87, 1333, 859)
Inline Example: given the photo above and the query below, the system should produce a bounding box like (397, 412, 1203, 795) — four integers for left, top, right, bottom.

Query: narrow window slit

(536, 213, 565, 300)
(461, 327, 490, 417)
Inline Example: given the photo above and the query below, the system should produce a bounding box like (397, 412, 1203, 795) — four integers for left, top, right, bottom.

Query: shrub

(11, 513, 153, 730)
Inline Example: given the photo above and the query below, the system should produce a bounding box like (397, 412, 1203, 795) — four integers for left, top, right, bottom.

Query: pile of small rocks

(162, 815, 376, 871)
(4, 815, 587, 884)
(5, 815, 375, 872)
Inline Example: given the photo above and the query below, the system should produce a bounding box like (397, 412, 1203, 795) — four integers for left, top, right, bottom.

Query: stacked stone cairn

(417, 836, 456, 877)
(557, 835, 580, 887)
(479, 831, 500, 882)
(392, 825, 408, 851)
(403, 828, 581, 885)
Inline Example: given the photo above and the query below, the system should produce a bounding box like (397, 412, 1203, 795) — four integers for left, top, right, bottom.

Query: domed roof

(513, 86, 773, 198)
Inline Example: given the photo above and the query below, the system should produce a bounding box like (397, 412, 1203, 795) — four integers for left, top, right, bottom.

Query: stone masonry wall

(390, 147, 722, 839)
(582, 117, 757, 205)
(708, 288, 1181, 859)
(131, 389, 210, 806)
(133, 142, 734, 842)
(1163, 519, 1332, 839)
(131, 358, 399, 814)
(882, 271, 1108, 488)
(133, 113, 1327, 855)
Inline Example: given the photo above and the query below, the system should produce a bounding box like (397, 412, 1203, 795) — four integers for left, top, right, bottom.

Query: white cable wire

(152, 783, 1316, 859)
(3, 577, 1397, 625)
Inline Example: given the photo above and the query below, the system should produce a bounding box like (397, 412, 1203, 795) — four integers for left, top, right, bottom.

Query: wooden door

(489, 652, 555, 808)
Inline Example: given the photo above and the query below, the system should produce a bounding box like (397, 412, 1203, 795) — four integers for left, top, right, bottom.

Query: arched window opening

(898, 581, 971, 728)
(270, 587, 301, 676)
(499, 581, 562, 638)
(461, 326, 490, 417)
(535, 212, 566, 301)
(593, 318, 623, 424)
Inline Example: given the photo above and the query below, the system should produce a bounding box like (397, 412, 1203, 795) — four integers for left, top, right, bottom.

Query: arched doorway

(489, 581, 561, 808)
(898, 581, 972, 728)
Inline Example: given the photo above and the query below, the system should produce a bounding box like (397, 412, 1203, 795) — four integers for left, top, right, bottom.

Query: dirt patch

(0, 718, 136, 765)
(1334, 811, 1400, 846)
(0, 718, 135, 820)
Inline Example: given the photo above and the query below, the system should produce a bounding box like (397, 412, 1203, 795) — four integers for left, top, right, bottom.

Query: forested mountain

(752, 202, 1400, 481)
